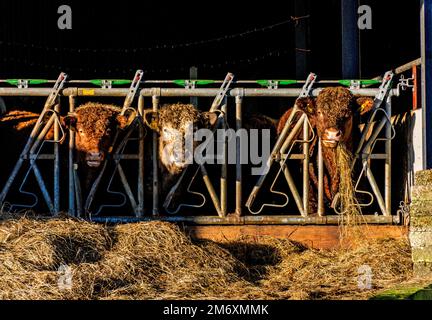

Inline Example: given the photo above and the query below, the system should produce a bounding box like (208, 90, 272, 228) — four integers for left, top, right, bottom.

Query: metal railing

(0, 74, 404, 224)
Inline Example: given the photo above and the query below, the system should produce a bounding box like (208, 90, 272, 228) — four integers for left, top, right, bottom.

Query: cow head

(62, 102, 133, 168)
(145, 103, 218, 176)
(296, 87, 374, 149)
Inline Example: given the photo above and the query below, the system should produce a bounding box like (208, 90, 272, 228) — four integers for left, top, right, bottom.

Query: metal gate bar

(0, 73, 67, 213)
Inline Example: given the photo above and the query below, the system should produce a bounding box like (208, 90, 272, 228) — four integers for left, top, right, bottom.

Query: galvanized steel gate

(0, 71, 409, 224)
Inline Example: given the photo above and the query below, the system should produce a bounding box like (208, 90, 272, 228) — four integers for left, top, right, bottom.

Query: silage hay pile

(0, 216, 412, 300)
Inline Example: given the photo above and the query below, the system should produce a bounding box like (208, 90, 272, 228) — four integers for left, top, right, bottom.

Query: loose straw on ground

(0, 215, 412, 300)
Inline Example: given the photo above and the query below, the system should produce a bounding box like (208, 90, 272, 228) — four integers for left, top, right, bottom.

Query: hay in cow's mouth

(336, 143, 367, 243)
(0, 215, 412, 300)
(322, 140, 339, 148)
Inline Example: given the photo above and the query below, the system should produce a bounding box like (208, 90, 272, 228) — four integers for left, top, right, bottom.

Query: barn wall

(410, 170, 432, 276)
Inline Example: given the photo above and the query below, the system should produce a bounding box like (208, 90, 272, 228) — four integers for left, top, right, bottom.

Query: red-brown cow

(0, 103, 132, 199)
(277, 87, 374, 212)
(62, 102, 133, 191)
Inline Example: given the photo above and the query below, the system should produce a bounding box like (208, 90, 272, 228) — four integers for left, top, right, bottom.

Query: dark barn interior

(0, 0, 422, 218)
(0, 0, 420, 79)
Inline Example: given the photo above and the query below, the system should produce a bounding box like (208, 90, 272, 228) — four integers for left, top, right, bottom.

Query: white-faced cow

(145, 103, 279, 211)
(144, 103, 218, 204)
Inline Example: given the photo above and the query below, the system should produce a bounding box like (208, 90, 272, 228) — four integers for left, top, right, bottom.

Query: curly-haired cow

(277, 87, 374, 212)
(143, 102, 278, 211)
(0, 102, 132, 208)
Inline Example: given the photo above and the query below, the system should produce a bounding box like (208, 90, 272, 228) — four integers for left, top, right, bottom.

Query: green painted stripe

(173, 80, 216, 87)
(90, 79, 132, 87)
(5, 79, 48, 86)
(339, 79, 381, 87)
(256, 80, 297, 87)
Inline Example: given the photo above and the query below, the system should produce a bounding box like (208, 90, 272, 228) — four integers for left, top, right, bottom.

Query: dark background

(0, 0, 421, 80)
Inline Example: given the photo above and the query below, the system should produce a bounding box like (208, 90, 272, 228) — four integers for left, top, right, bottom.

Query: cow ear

(116, 111, 136, 130)
(295, 97, 316, 116)
(116, 115, 128, 129)
(61, 114, 77, 131)
(355, 97, 374, 115)
(143, 110, 160, 132)
(202, 112, 219, 127)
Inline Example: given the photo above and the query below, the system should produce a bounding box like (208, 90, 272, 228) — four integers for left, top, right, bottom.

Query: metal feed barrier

(0, 73, 67, 214)
(74, 70, 145, 217)
(0, 71, 409, 224)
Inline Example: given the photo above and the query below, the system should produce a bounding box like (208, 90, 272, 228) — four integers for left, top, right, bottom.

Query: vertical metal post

(220, 97, 228, 217)
(302, 116, 309, 216)
(318, 138, 324, 216)
(137, 95, 145, 217)
(152, 92, 160, 216)
(365, 162, 387, 216)
(201, 165, 223, 217)
(53, 101, 60, 214)
(421, 0, 432, 169)
(341, 0, 360, 79)
(413, 65, 418, 110)
(68, 95, 76, 216)
(385, 95, 392, 216)
(235, 94, 243, 216)
(190, 66, 198, 107)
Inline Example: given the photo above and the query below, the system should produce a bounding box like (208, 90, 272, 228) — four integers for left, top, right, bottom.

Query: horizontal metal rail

(60, 87, 400, 98)
(0, 87, 400, 98)
(89, 214, 399, 225)
(0, 79, 378, 85)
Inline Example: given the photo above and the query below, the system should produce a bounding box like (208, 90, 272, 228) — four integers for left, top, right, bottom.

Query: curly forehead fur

(75, 102, 121, 132)
(158, 103, 206, 129)
(316, 87, 353, 123)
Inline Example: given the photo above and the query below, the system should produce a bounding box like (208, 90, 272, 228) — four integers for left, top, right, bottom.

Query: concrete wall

(410, 170, 432, 276)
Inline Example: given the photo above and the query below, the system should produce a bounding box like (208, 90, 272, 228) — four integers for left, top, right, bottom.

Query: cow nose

(88, 152, 104, 160)
(325, 128, 342, 141)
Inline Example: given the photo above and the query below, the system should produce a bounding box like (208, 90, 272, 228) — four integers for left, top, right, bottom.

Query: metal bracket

(398, 74, 415, 91)
(101, 80, 113, 89)
(17, 79, 29, 89)
(184, 80, 196, 90)
(350, 80, 361, 90)
(122, 70, 144, 112)
(267, 80, 279, 90)
(299, 73, 317, 98)
(210, 72, 234, 111)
